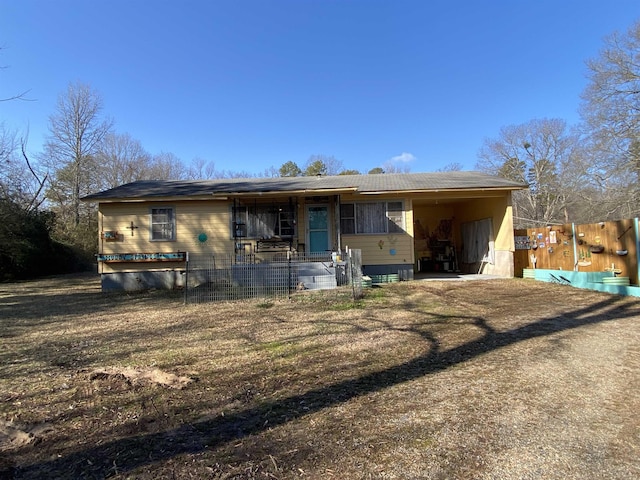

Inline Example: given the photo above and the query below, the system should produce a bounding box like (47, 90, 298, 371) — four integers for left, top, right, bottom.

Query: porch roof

(82, 171, 527, 201)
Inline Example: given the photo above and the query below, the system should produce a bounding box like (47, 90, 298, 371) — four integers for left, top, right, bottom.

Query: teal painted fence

(522, 268, 640, 297)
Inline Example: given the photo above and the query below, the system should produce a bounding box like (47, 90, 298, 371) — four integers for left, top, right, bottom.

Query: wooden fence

(514, 218, 639, 286)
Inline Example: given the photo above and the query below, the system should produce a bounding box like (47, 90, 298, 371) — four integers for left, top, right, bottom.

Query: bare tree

(186, 157, 217, 180)
(262, 166, 280, 178)
(381, 160, 411, 173)
(381, 152, 415, 173)
(437, 162, 464, 172)
(0, 88, 32, 103)
(580, 19, 640, 218)
(19, 137, 48, 212)
(1, 123, 20, 201)
(0, 122, 18, 169)
(212, 169, 255, 179)
(95, 133, 153, 188)
(148, 152, 188, 180)
(320, 155, 344, 176)
(0, 55, 42, 207)
(0, 48, 32, 103)
(0, 127, 47, 211)
(477, 118, 585, 227)
(44, 82, 113, 228)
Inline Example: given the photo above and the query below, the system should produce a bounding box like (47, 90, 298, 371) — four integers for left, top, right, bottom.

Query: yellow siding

(97, 190, 514, 274)
(99, 200, 235, 273)
(339, 195, 414, 266)
(342, 234, 413, 266)
(454, 196, 514, 251)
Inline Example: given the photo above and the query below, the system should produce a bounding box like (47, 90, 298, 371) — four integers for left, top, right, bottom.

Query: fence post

(184, 251, 189, 305)
(287, 250, 292, 298)
(348, 248, 356, 301)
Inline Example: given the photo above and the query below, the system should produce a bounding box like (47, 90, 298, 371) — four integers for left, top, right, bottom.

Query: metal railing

(184, 249, 363, 304)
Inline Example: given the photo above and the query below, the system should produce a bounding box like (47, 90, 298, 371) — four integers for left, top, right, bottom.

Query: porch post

(335, 195, 341, 252)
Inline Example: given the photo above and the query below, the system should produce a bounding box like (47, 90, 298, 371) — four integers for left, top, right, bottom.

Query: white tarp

(461, 218, 495, 265)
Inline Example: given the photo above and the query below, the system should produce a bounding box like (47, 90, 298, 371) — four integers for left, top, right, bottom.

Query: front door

(307, 205, 329, 253)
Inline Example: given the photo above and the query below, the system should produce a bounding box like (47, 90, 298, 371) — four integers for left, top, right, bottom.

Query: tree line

(477, 20, 640, 228)
(1, 19, 639, 279)
(0, 80, 406, 279)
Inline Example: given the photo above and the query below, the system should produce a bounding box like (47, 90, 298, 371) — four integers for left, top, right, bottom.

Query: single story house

(82, 171, 527, 291)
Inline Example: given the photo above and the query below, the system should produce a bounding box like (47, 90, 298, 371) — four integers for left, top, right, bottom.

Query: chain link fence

(184, 249, 363, 304)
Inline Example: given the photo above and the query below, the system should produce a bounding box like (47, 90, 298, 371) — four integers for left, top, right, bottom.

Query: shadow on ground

(10, 292, 635, 478)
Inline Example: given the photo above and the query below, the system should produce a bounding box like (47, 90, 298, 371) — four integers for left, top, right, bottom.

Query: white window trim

(340, 201, 405, 234)
(150, 206, 176, 242)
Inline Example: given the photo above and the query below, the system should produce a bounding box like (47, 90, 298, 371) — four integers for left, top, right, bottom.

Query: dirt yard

(1, 273, 639, 479)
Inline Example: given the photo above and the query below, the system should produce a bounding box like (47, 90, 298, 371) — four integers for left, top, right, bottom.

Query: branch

(0, 89, 35, 102)
(21, 140, 48, 212)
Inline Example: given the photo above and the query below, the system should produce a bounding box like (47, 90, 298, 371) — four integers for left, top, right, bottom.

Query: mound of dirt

(0, 420, 53, 452)
(89, 366, 194, 389)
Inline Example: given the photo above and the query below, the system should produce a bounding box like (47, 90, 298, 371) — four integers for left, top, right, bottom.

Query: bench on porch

(255, 238, 293, 253)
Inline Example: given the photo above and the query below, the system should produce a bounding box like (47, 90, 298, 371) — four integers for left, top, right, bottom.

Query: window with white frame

(150, 207, 175, 241)
(340, 201, 404, 234)
(232, 204, 295, 238)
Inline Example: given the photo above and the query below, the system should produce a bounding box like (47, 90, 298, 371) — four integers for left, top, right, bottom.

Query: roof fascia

(358, 186, 526, 196)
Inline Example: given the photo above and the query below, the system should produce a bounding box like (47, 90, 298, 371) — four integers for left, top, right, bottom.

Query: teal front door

(307, 205, 329, 253)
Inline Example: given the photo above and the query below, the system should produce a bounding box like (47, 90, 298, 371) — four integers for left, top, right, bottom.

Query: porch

(183, 250, 363, 304)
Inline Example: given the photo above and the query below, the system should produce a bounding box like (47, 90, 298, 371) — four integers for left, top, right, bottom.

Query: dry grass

(1, 273, 639, 479)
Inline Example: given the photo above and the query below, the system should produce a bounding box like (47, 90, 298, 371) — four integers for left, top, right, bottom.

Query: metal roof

(82, 171, 527, 201)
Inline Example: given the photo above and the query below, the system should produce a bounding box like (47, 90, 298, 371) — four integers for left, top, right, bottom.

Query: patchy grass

(256, 301, 275, 309)
(1, 273, 640, 479)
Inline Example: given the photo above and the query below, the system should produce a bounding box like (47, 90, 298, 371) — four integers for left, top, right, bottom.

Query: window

(387, 201, 404, 233)
(278, 208, 295, 236)
(232, 204, 296, 238)
(150, 207, 175, 241)
(340, 204, 355, 234)
(356, 203, 386, 233)
(340, 201, 405, 234)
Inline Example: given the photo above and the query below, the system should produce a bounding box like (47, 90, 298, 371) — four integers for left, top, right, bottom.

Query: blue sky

(1, 0, 639, 175)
